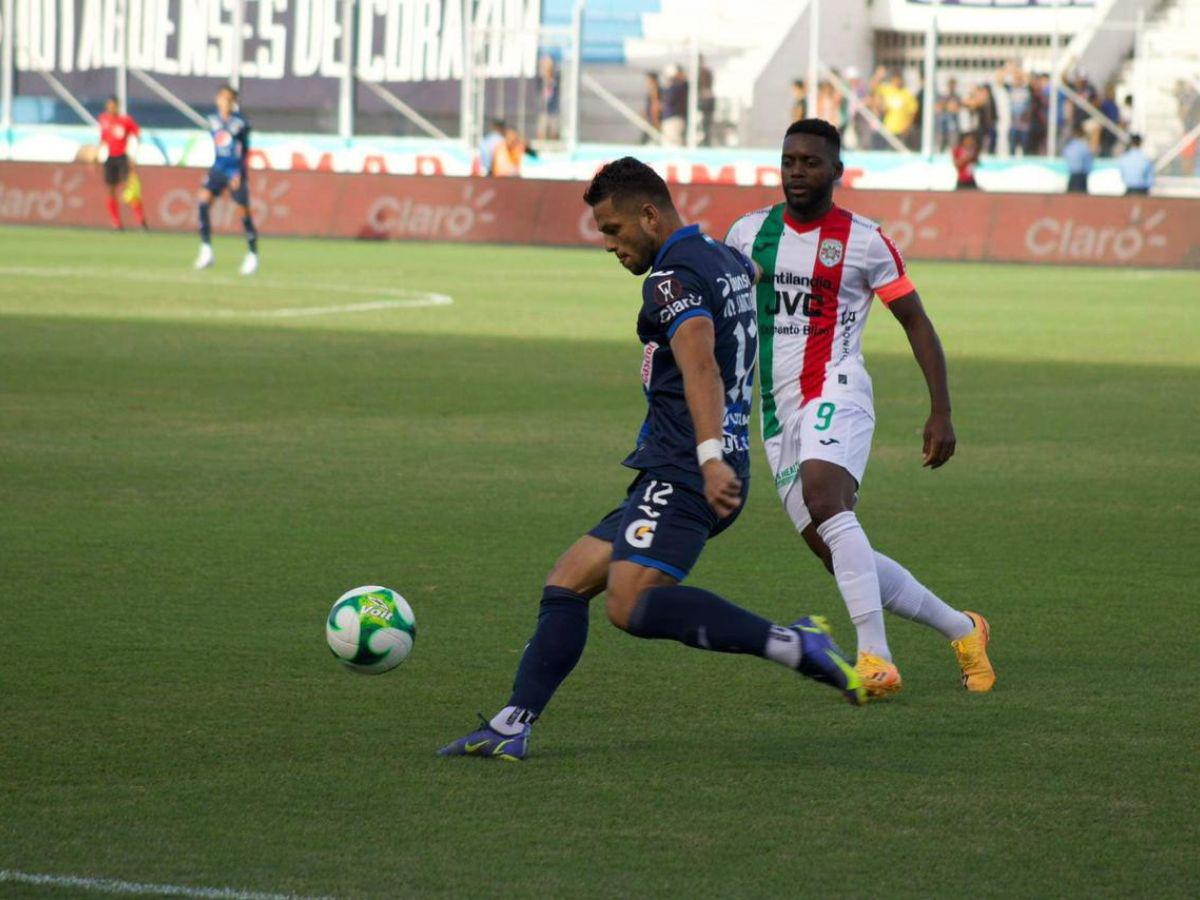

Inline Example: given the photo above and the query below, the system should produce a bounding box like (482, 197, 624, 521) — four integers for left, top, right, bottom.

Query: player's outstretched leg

(438, 536, 608, 761)
(195, 190, 214, 270)
(239, 206, 258, 275)
(607, 565, 865, 706)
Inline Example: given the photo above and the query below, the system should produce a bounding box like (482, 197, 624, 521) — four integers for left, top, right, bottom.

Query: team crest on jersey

(214, 130, 233, 148)
(818, 238, 844, 267)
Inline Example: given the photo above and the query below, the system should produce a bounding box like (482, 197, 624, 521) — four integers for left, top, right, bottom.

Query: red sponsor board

(2, 163, 1198, 268)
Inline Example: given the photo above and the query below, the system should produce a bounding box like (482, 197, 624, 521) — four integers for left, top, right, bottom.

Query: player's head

(215, 85, 238, 116)
(104, 95, 119, 115)
(583, 156, 679, 276)
(781, 119, 843, 214)
(1130, 134, 1143, 148)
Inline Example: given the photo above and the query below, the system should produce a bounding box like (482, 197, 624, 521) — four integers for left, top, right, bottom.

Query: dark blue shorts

(588, 471, 747, 581)
(203, 168, 249, 206)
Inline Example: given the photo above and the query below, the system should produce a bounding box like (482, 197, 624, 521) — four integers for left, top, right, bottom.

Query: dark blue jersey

(207, 112, 250, 176)
(623, 224, 758, 491)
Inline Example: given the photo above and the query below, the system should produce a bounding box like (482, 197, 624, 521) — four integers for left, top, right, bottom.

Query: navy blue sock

(627, 584, 772, 656)
(507, 586, 589, 717)
(198, 202, 211, 243)
(242, 215, 258, 253)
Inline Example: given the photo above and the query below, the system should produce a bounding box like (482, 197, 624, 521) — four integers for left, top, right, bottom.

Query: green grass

(1, 227, 1197, 899)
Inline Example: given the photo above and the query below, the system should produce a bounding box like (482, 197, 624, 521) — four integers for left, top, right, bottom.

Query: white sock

(875, 552, 973, 641)
(489, 706, 532, 736)
(816, 511, 890, 661)
(764, 625, 803, 670)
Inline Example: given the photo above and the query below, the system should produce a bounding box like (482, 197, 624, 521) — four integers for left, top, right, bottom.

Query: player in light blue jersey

(194, 85, 258, 275)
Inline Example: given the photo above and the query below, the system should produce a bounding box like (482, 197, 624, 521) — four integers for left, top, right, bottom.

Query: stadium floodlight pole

(338, 0, 355, 139)
(116, 0, 128, 113)
(806, 0, 819, 125)
(1134, 7, 1148, 139)
(686, 34, 700, 149)
(566, 0, 585, 155)
(1048, 0, 1060, 159)
(1, 0, 14, 133)
(230, 0, 245, 90)
(920, 0, 939, 158)
(461, 0, 475, 146)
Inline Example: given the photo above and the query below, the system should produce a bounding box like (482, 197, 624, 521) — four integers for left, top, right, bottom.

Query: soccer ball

(325, 585, 416, 674)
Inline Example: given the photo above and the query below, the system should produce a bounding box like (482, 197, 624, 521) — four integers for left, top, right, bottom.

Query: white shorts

(763, 397, 876, 532)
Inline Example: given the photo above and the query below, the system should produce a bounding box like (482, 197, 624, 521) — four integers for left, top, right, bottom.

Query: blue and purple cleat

(437, 715, 531, 762)
(791, 615, 867, 706)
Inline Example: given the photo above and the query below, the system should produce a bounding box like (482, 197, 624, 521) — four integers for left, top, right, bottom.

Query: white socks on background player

(874, 552, 973, 641)
(816, 511, 892, 660)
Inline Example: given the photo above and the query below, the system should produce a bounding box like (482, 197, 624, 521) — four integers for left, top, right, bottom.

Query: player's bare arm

(670, 314, 742, 517)
(888, 291, 956, 469)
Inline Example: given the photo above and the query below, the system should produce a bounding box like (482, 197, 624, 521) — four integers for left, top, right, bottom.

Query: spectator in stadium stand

(953, 132, 980, 190)
(698, 56, 716, 146)
(936, 78, 962, 153)
(536, 54, 560, 141)
(979, 84, 999, 153)
(1062, 124, 1094, 194)
(839, 66, 869, 150)
(1097, 85, 1122, 157)
(643, 71, 662, 144)
(1117, 135, 1155, 195)
(1007, 70, 1033, 157)
(791, 79, 807, 123)
(875, 69, 919, 148)
(478, 119, 506, 176)
(1029, 73, 1049, 155)
(991, 70, 1012, 157)
(816, 79, 844, 134)
(661, 65, 688, 146)
(492, 127, 535, 178)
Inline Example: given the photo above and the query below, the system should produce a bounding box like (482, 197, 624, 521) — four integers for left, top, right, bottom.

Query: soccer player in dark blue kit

(440, 158, 864, 762)
(193, 85, 258, 275)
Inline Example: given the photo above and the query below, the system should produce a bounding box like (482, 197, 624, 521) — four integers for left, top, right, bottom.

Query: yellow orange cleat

(855, 652, 903, 699)
(951, 611, 995, 692)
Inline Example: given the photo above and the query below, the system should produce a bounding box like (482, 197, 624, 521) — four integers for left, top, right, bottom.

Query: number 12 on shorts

(814, 402, 836, 431)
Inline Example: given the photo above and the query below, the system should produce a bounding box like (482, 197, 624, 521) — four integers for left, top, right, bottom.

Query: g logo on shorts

(624, 519, 657, 548)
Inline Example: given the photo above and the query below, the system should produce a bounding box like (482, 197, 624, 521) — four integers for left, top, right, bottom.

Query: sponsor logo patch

(641, 341, 658, 389)
(653, 276, 685, 306)
(625, 519, 658, 549)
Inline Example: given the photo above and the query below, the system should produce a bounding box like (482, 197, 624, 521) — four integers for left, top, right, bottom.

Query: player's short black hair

(106, 94, 118, 104)
(1130, 134, 1143, 147)
(217, 84, 238, 99)
(785, 118, 842, 158)
(582, 156, 674, 211)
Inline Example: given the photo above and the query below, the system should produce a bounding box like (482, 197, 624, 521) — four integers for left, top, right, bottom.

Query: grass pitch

(0, 227, 1197, 898)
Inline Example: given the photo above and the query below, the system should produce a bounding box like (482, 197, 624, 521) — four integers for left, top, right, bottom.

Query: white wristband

(696, 438, 724, 466)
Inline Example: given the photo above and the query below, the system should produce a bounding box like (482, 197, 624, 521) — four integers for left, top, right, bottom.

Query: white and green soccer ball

(326, 585, 416, 674)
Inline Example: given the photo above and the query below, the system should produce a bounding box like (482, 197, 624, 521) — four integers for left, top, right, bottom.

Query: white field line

(0, 265, 453, 317)
(209, 297, 453, 318)
(0, 868, 333, 899)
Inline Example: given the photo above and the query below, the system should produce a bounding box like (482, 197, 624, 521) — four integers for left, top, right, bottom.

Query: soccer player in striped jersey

(726, 119, 995, 697)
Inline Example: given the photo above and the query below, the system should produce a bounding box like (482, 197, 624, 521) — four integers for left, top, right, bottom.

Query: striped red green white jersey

(725, 203, 914, 439)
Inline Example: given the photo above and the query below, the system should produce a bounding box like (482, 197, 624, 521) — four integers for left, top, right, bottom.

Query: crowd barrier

(1, 162, 1197, 268)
